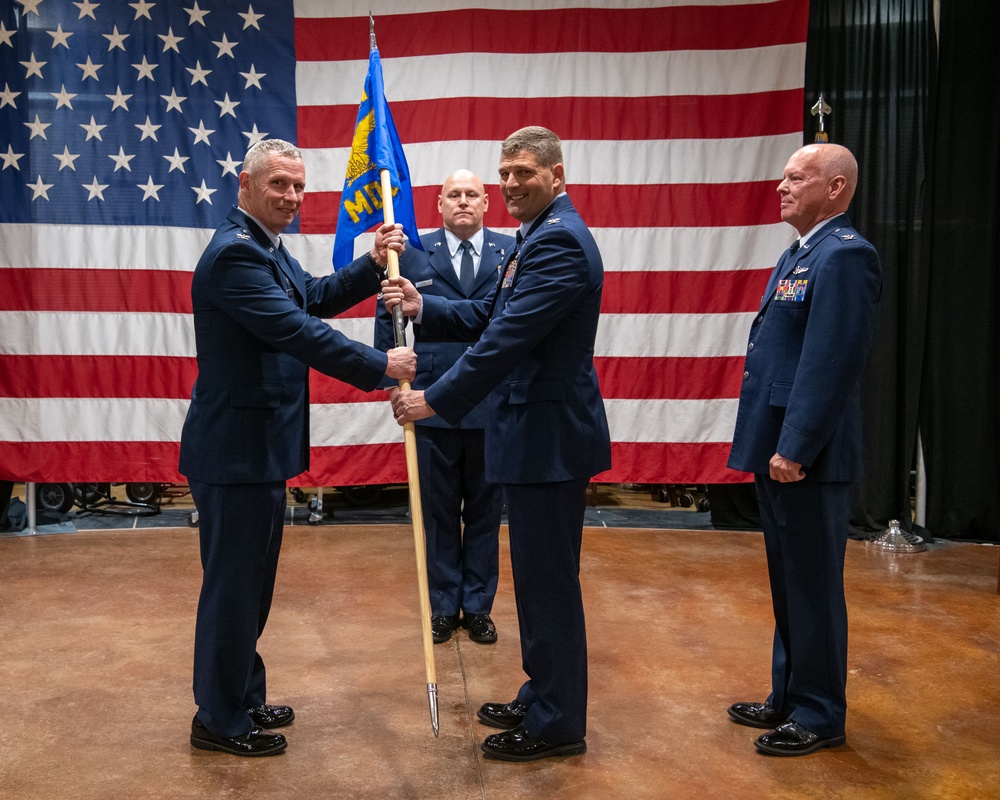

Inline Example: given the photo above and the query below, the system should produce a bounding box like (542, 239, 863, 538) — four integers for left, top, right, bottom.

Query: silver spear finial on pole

(811, 94, 832, 143)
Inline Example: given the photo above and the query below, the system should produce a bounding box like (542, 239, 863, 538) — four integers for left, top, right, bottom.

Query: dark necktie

(789, 240, 800, 254)
(459, 240, 475, 293)
(508, 231, 523, 265)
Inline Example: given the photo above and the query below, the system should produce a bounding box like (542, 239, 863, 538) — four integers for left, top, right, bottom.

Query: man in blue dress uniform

(727, 144, 883, 756)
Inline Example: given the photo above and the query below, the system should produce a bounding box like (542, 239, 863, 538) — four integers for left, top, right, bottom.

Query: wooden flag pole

(379, 169, 439, 737)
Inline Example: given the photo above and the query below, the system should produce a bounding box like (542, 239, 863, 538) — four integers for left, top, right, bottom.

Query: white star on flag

(77, 56, 103, 82)
(106, 86, 133, 112)
(21, 54, 46, 79)
(163, 148, 189, 173)
(80, 116, 107, 141)
(83, 177, 109, 201)
(138, 176, 164, 201)
(191, 180, 217, 204)
(108, 147, 137, 172)
(185, 1, 210, 27)
(0, 83, 21, 109)
(24, 114, 51, 140)
(161, 89, 187, 113)
(74, 0, 100, 21)
(188, 120, 215, 145)
(52, 146, 80, 171)
(239, 65, 265, 90)
(1, 145, 25, 171)
(214, 93, 240, 118)
(51, 85, 77, 109)
(130, 1, 156, 21)
(27, 176, 54, 201)
(239, 5, 265, 30)
(159, 28, 184, 53)
(104, 26, 129, 51)
(135, 116, 162, 141)
(48, 24, 73, 49)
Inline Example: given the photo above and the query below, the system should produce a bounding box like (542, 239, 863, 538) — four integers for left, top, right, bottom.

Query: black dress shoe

(481, 724, 586, 762)
(462, 613, 498, 644)
(754, 721, 846, 756)
(728, 701, 788, 729)
(431, 614, 461, 643)
(190, 716, 287, 757)
(477, 699, 528, 729)
(248, 704, 295, 728)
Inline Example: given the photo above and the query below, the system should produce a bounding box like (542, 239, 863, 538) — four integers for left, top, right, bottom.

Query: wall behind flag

(0, 0, 809, 486)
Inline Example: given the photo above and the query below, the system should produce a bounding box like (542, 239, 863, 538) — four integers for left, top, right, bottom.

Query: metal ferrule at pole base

(427, 684, 439, 737)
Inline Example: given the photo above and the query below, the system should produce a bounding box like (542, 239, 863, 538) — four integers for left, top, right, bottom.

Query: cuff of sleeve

(367, 252, 387, 281)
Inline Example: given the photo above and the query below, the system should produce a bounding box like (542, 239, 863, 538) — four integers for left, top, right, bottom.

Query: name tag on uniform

(415, 279, 434, 288)
(776, 279, 808, 302)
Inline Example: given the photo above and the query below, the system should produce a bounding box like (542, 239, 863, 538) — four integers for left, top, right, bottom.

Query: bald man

(726, 144, 883, 756)
(374, 170, 515, 645)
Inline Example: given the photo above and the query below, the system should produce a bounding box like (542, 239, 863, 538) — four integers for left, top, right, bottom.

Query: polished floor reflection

(0, 524, 997, 799)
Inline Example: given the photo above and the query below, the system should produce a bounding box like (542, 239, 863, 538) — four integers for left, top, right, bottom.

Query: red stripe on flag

(330, 295, 381, 319)
(0, 356, 196, 399)
(602, 269, 772, 315)
(596, 442, 750, 485)
(0, 441, 184, 484)
(294, 1, 810, 60)
(595, 357, 746, 401)
(309, 371, 392, 403)
(293, 443, 407, 487)
(1, 269, 192, 313)
(310, 356, 747, 404)
(299, 91, 805, 148)
(301, 182, 782, 234)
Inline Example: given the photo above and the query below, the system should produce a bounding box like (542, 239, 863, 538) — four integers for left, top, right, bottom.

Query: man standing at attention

(375, 170, 514, 646)
(180, 138, 415, 757)
(727, 143, 882, 756)
(385, 126, 610, 762)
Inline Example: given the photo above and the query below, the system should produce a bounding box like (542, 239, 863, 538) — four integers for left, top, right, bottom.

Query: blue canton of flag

(0, 0, 295, 230)
(332, 47, 421, 269)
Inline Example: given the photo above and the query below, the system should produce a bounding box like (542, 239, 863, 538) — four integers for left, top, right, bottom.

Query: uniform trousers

(416, 426, 502, 616)
(190, 479, 287, 737)
(755, 475, 853, 738)
(504, 478, 589, 743)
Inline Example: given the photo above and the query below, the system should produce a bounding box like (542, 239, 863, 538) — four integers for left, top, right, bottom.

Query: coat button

(748, 343, 754, 351)
(743, 371, 750, 380)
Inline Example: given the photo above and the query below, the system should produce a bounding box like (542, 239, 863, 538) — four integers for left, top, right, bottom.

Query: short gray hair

(243, 138, 302, 176)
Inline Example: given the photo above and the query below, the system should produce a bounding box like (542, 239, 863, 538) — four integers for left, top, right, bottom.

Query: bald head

(438, 169, 489, 240)
(778, 144, 859, 235)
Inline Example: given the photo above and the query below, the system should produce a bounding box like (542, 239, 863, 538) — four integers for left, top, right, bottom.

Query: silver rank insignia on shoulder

(792, 266, 809, 274)
(236, 232, 251, 240)
(546, 217, 560, 224)
(842, 234, 856, 240)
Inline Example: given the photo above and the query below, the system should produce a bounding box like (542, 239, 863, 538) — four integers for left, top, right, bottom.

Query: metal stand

(864, 519, 926, 553)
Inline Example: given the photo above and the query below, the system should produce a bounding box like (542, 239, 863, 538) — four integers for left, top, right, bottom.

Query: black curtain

(804, 0, 936, 537)
(919, 2, 1000, 541)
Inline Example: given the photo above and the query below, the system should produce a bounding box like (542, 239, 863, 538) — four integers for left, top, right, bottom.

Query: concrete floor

(0, 523, 997, 800)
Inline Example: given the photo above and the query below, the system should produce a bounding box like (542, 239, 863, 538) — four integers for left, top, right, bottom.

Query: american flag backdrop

(0, 0, 808, 487)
